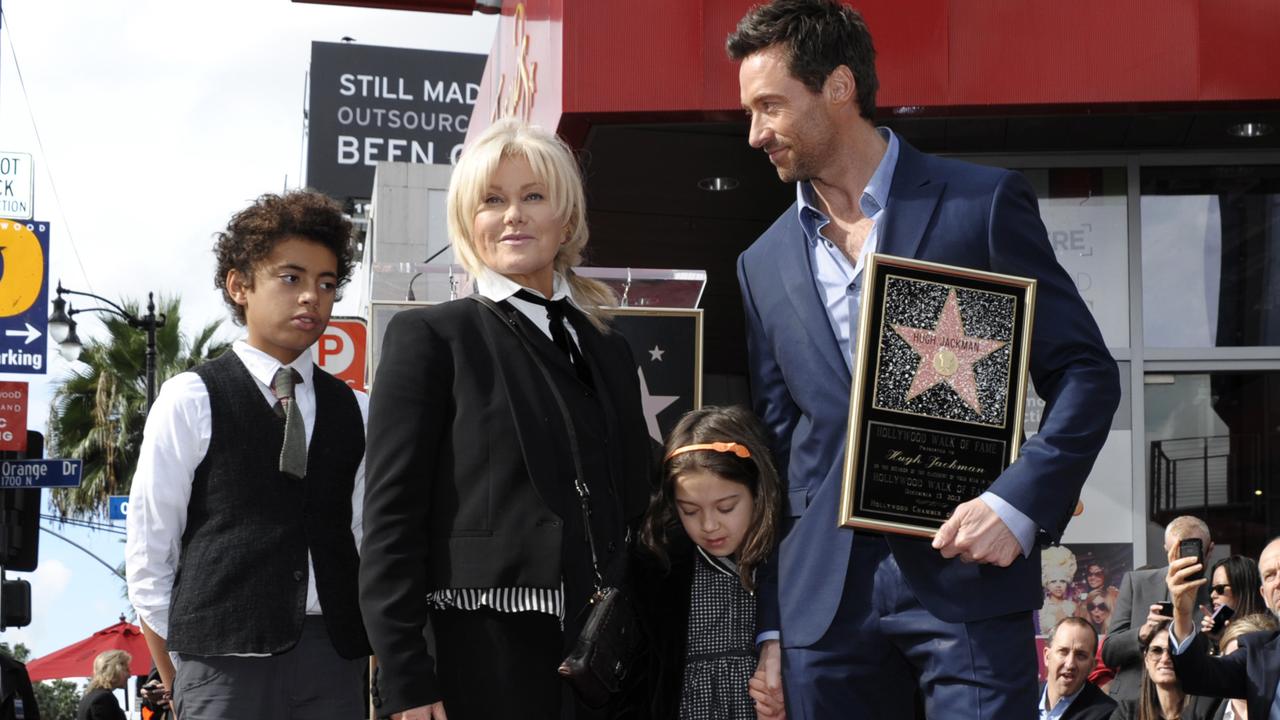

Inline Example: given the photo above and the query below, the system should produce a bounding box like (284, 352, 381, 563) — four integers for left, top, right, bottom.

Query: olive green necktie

(270, 367, 307, 479)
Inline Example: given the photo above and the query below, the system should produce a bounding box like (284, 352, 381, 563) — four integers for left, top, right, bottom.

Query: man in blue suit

(729, 1, 1121, 717)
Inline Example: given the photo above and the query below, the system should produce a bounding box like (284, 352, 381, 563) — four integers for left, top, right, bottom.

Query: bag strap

(471, 294, 606, 592)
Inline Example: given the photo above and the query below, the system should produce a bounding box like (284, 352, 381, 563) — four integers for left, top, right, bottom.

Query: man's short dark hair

(726, 0, 879, 120)
(1050, 615, 1098, 649)
(212, 191, 354, 325)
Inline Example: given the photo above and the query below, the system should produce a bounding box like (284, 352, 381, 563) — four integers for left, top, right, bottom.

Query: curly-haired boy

(125, 191, 371, 719)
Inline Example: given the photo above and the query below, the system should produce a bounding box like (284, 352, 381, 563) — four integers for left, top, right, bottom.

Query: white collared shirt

(124, 340, 368, 639)
(475, 268, 583, 348)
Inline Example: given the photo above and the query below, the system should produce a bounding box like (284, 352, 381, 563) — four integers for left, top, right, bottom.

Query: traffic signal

(0, 578, 30, 629)
(0, 431, 42, 572)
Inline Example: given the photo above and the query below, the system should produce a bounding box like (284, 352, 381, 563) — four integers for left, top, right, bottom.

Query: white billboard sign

(0, 152, 34, 221)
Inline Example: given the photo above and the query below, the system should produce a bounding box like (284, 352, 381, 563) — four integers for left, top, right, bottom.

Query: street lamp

(48, 281, 168, 409)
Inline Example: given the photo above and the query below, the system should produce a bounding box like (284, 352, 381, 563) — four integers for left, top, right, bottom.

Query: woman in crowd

(1212, 613, 1279, 720)
(1113, 619, 1219, 719)
(76, 650, 129, 720)
(1201, 556, 1264, 643)
(359, 118, 653, 720)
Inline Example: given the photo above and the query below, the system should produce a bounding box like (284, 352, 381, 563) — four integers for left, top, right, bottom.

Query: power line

(0, 6, 93, 293)
(39, 513, 125, 536)
(39, 527, 124, 580)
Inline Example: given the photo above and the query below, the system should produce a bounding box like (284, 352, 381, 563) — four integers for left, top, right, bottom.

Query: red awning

(25, 620, 152, 681)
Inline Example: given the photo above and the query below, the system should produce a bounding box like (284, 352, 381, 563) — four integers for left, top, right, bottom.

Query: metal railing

(1149, 434, 1261, 517)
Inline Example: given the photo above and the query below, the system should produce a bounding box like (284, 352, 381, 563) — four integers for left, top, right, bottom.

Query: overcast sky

(0, 0, 496, 665)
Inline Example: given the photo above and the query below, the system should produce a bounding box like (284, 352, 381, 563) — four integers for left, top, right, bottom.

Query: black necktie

(514, 290, 593, 388)
(270, 367, 307, 479)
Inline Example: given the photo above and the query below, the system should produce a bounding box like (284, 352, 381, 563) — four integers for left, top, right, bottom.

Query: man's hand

(1166, 545, 1206, 642)
(931, 498, 1021, 567)
(749, 639, 785, 719)
(392, 702, 447, 720)
(1138, 603, 1172, 646)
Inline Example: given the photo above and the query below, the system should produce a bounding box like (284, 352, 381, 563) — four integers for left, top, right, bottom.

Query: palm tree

(47, 296, 230, 519)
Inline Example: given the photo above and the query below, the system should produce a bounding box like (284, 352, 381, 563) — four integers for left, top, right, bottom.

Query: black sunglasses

(1145, 645, 1169, 658)
(1089, 602, 1109, 611)
(1212, 583, 1232, 595)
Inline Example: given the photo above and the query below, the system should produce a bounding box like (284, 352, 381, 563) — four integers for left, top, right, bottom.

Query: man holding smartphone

(1102, 516, 1213, 705)
(1168, 540, 1280, 717)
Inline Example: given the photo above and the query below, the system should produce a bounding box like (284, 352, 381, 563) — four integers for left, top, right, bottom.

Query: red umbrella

(25, 617, 152, 681)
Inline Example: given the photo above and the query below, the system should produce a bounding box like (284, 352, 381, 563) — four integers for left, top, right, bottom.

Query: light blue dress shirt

(797, 127, 1037, 557)
(1038, 683, 1084, 720)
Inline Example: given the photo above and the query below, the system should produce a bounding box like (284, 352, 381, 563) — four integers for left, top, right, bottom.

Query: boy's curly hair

(213, 191, 354, 325)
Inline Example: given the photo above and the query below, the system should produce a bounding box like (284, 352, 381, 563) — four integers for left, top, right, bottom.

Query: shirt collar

(232, 339, 314, 389)
(475, 267, 577, 307)
(1039, 683, 1085, 715)
(796, 127, 900, 245)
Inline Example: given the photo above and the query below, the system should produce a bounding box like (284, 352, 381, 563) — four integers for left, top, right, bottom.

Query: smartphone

(1210, 604, 1236, 634)
(1157, 601, 1173, 617)
(1178, 537, 1205, 580)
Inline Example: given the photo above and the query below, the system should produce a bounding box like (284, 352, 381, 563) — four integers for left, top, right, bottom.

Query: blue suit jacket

(1173, 630, 1280, 720)
(737, 140, 1120, 647)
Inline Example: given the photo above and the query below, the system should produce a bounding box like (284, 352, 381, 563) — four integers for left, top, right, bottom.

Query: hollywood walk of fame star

(637, 366, 678, 443)
(889, 289, 1006, 415)
(648, 345, 665, 362)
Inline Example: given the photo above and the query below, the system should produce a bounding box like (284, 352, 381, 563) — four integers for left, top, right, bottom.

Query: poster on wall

(1035, 541, 1133, 681)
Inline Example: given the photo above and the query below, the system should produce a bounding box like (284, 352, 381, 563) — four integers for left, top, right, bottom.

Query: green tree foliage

(47, 296, 229, 519)
(0, 642, 82, 720)
(33, 680, 81, 720)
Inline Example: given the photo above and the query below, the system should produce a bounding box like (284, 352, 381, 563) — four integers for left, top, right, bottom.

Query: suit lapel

(1258, 632, 1280, 719)
(475, 301, 566, 515)
(879, 140, 945, 262)
(773, 209, 850, 382)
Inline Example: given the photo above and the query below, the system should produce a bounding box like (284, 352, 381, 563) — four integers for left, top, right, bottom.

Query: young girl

(640, 405, 783, 719)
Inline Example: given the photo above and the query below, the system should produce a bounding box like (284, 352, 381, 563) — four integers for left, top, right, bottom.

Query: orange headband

(665, 441, 751, 462)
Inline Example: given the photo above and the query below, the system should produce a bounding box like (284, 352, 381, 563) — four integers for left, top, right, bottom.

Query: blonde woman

(76, 650, 129, 720)
(360, 119, 653, 720)
(1039, 545, 1079, 634)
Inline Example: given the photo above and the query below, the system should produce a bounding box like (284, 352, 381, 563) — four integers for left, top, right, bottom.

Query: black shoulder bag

(471, 295, 645, 709)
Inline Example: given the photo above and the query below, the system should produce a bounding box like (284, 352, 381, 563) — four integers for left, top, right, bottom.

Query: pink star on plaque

(890, 289, 1006, 414)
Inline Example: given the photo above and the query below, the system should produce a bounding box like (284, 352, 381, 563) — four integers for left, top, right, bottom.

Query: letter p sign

(314, 317, 367, 392)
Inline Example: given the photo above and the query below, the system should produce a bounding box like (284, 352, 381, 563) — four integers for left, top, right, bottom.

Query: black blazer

(360, 298, 653, 715)
(1044, 681, 1116, 720)
(1110, 694, 1220, 720)
(1172, 629, 1280, 720)
(0, 655, 39, 720)
(75, 688, 124, 720)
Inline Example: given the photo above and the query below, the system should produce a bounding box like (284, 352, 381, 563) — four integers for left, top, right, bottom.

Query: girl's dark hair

(1212, 554, 1265, 618)
(1138, 618, 1182, 720)
(640, 405, 781, 591)
(726, 0, 879, 120)
(213, 191, 354, 325)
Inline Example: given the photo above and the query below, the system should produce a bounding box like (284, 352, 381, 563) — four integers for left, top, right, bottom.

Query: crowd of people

(109, 0, 1186, 718)
(1032, 515, 1280, 720)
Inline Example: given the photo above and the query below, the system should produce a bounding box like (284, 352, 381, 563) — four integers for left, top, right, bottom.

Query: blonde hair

(1041, 545, 1078, 585)
(88, 649, 131, 690)
(447, 118, 616, 329)
(1220, 612, 1279, 653)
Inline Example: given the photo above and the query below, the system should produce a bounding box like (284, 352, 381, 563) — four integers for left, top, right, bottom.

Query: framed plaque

(839, 254, 1036, 537)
